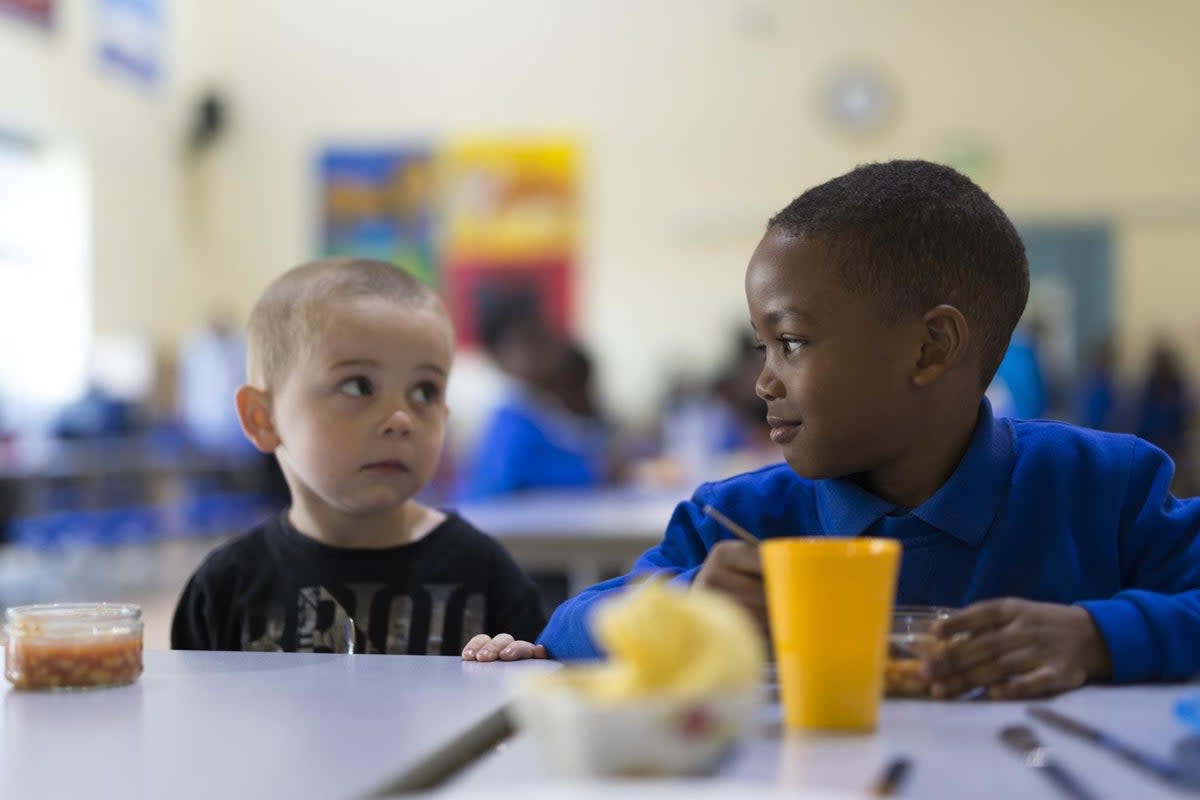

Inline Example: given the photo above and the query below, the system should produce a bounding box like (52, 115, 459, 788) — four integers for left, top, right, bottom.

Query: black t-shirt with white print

(171, 512, 546, 654)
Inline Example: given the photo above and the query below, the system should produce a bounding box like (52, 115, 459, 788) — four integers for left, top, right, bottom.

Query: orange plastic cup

(761, 537, 901, 732)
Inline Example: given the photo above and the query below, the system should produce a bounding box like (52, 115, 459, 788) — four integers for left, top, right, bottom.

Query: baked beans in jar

(885, 606, 953, 698)
(4, 603, 143, 691)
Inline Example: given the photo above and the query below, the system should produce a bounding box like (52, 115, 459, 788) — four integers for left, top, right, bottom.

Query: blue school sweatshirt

(538, 401, 1200, 683)
(460, 389, 608, 501)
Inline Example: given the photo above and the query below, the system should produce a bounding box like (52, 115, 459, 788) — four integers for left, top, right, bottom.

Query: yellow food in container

(512, 579, 765, 776)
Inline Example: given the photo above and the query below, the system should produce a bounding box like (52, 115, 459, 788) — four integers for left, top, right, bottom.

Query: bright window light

(0, 136, 90, 429)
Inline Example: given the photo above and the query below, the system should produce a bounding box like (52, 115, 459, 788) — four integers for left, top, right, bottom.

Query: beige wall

(0, 0, 206, 344)
(183, 0, 1200, 420)
(1120, 221, 1200, 364)
(7, 1, 1200, 420)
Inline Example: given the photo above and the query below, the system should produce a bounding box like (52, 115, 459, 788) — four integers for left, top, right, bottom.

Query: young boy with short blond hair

(173, 257, 545, 653)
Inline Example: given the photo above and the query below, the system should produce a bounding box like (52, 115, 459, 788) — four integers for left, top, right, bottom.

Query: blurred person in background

(458, 293, 614, 500)
(1077, 337, 1124, 432)
(650, 330, 775, 488)
(0, 404, 12, 542)
(1136, 339, 1192, 489)
(557, 341, 602, 420)
(178, 311, 249, 456)
(52, 381, 140, 439)
(711, 330, 773, 453)
(179, 311, 290, 508)
(988, 323, 1048, 420)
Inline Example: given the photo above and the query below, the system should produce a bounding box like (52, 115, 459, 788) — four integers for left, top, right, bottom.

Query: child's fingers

(701, 572, 767, 623)
(462, 634, 495, 660)
(497, 640, 533, 660)
(695, 550, 767, 622)
(933, 598, 1021, 638)
(987, 665, 1083, 700)
(708, 540, 763, 577)
(929, 646, 1036, 700)
(925, 623, 1033, 680)
(497, 641, 547, 661)
(476, 633, 515, 662)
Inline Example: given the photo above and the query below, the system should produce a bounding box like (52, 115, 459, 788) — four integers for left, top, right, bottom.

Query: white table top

(445, 683, 1200, 799)
(454, 488, 680, 541)
(0, 650, 554, 800)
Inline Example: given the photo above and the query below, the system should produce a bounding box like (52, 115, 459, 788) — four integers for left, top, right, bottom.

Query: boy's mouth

(766, 415, 801, 445)
(361, 460, 410, 473)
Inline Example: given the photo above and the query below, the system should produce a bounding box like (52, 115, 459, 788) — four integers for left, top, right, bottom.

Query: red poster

(444, 261, 571, 349)
(440, 139, 578, 349)
(0, 0, 54, 29)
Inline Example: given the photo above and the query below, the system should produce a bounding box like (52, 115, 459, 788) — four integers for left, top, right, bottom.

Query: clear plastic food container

(885, 605, 953, 697)
(510, 671, 762, 777)
(3, 603, 143, 691)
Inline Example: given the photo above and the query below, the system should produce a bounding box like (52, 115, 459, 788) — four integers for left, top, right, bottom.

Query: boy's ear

(235, 384, 281, 453)
(912, 304, 970, 387)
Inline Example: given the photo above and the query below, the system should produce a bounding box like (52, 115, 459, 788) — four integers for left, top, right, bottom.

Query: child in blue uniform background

(458, 295, 612, 501)
(464, 160, 1200, 700)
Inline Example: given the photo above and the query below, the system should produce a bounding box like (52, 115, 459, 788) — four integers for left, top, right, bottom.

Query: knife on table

(1029, 706, 1198, 790)
(999, 724, 1099, 800)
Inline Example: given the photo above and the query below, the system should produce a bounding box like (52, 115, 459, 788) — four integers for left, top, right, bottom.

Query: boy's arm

(536, 488, 720, 660)
(1076, 438, 1200, 683)
(930, 439, 1200, 697)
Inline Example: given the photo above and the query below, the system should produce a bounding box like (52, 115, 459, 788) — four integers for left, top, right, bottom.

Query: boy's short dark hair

(768, 159, 1029, 386)
(246, 257, 445, 388)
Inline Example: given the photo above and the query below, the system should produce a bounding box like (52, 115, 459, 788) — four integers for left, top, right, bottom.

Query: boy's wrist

(1073, 606, 1113, 682)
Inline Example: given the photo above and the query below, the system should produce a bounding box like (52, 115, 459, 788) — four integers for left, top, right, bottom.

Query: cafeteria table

(0, 650, 554, 800)
(457, 488, 679, 595)
(444, 682, 1200, 799)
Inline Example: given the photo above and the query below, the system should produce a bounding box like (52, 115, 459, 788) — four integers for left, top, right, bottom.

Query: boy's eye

(753, 342, 767, 356)
(410, 381, 441, 405)
(780, 338, 807, 355)
(338, 376, 374, 397)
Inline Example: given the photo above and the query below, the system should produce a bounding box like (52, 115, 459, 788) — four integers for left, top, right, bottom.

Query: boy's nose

(756, 367, 782, 402)
(379, 406, 414, 437)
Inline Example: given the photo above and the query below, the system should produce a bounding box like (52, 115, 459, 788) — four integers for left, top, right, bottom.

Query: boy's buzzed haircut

(246, 257, 444, 388)
(768, 159, 1029, 386)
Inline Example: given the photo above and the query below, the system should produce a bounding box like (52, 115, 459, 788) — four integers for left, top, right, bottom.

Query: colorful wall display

(440, 138, 578, 348)
(316, 137, 579, 350)
(318, 147, 437, 287)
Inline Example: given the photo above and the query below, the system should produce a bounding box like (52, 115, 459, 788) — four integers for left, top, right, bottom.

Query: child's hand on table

(693, 540, 767, 628)
(924, 598, 1113, 699)
(462, 633, 547, 662)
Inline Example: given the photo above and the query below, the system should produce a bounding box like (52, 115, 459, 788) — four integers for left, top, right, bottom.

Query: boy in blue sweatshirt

(463, 160, 1200, 700)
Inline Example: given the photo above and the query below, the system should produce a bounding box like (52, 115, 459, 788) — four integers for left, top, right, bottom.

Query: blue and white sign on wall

(97, 0, 163, 87)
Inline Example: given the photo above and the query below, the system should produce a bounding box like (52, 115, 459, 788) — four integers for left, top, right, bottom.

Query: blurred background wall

(4, 0, 1199, 424)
